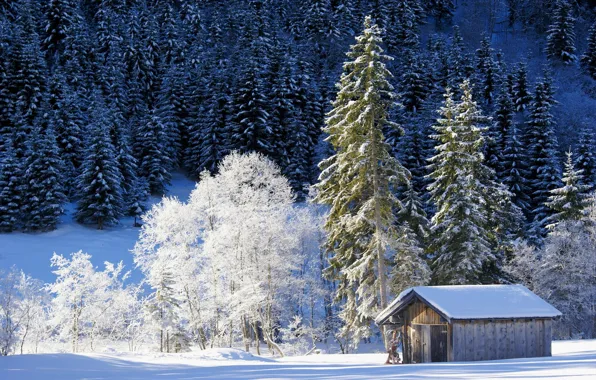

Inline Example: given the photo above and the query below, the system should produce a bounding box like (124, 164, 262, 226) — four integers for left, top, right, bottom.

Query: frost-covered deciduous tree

(134, 152, 325, 355)
(0, 268, 48, 356)
(315, 17, 409, 348)
(47, 251, 133, 353)
(507, 204, 596, 339)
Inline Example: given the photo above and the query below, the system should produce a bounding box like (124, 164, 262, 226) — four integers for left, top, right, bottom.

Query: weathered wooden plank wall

(450, 319, 553, 362)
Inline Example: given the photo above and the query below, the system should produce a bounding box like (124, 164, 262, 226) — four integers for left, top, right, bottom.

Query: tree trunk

(371, 116, 389, 350)
(252, 322, 261, 355)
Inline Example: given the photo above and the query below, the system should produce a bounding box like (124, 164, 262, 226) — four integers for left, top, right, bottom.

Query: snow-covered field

(1, 340, 595, 380)
(0, 173, 196, 283)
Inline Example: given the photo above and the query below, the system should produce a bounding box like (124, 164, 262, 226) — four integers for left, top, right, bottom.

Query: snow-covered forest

(1, 0, 596, 359)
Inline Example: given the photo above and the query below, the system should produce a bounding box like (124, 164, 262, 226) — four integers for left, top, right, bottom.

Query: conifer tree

(7, 15, 47, 157)
(397, 119, 433, 208)
(228, 59, 273, 157)
(546, 150, 590, 228)
(486, 88, 515, 178)
(125, 175, 149, 227)
(525, 82, 562, 242)
(400, 52, 429, 113)
(22, 120, 66, 232)
(0, 142, 21, 232)
(396, 184, 430, 244)
(135, 107, 172, 195)
(502, 123, 532, 217)
(42, 0, 79, 64)
(429, 0, 454, 27)
(76, 97, 123, 230)
(512, 62, 532, 112)
(475, 35, 497, 105)
(390, 222, 430, 295)
(299, 0, 338, 41)
(575, 127, 596, 190)
(428, 81, 517, 284)
(315, 17, 409, 346)
(546, 0, 577, 64)
(581, 22, 596, 80)
(386, 0, 419, 53)
(47, 72, 84, 197)
(190, 65, 230, 176)
(446, 26, 472, 94)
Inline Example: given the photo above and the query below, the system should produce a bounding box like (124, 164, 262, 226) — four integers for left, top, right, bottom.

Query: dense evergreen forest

(0, 0, 594, 236)
(1, 0, 596, 355)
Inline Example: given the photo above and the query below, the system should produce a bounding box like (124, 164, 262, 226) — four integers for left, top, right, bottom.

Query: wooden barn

(375, 285, 562, 364)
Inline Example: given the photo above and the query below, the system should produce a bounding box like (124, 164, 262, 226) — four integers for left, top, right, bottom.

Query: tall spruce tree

(545, 0, 577, 64)
(546, 150, 590, 228)
(135, 107, 172, 195)
(502, 123, 532, 219)
(427, 81, 517, 284)
(22, 120, 66, 232)
(315, 17, 409, 347)
(512, 62, 532, 112)
(581, 22, 596, 80)
(475, 35, 498, 106)
(0, 141, 21, 232)
(486, 88, 515, 179)
(575, 127, 596, 190)
(390, 222, 430, 295)
(76, 96, 123, 230)
(525, 82, 562, 243)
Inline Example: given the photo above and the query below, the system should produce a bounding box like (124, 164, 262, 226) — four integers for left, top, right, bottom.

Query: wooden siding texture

(452, 319, 552, 361)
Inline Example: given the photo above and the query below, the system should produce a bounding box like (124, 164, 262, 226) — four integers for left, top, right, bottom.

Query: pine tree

(22, 119, 66, 232)
(575, 127, 596, 190)
(446, 26, 473, 94)
(386, 0, 419, 53)
(47, 71, 84, 197)
(315, 17, 409, 346)
(396, 184, 430, 244)
(512, 62, 532, 112)
(525, 82, 562, 242)
(581, 22, 596, 80)
(390, 222, 430, 295)
(429, 0, 454, 27)
(397, 118, 433, 208)
(486, 88, 515, 178)
(135, 107, 172, 195)
(427, 81, 516, 284)
(545, 0, 577, 64)
(229, 59, 273, 157)
(546, 150, 590, 228)
(7, 14, 47, 157)
(475, 35, 497, 105)
(299, 0, 339, 41)
(502, 123, 532, 217)
(125, 175, 149, 227)
(0, 142, 21, 232)
(42, 0, 78, 65)
(76, 97, 123, 230)
(399, 51, 429, 113)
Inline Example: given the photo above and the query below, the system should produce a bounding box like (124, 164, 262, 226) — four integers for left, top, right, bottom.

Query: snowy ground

(1, 340, 595, 380)
(0, 172, 196, 283)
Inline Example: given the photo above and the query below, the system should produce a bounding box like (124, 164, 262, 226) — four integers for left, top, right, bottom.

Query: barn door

(430, 325, 448, 362)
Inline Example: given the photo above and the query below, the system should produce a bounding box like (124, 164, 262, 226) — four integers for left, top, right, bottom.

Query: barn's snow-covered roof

(375, 285, 562, 325)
